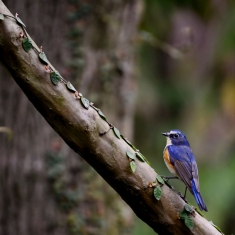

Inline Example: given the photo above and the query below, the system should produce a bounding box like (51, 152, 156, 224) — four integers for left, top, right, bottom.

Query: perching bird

(162, 129, 207, 211)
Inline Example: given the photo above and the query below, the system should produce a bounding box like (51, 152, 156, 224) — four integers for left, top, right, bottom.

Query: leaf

(136, 152, 145, 162)
(184, 204, 194, 213)
(92, 105, 99, 111)
(113, 127, 121, 139)
(39, 52, 49, 64)
(156, 175, 165, 185)
(137, 152, 150, 165)
(98, 110, 106, 120)
(130, 161, 136, 173)
(22, 38, 32, 52)
(126, 150, 136, 160)
(122, 136, 136, 150)
(180, 209, 188, 220)
(131, 145, 137, 151)
(66, 82, 77, 92)
(180, 208, 194, 230)
(50, 71, 61, 85)
(0, 14, 4, 20)
(124, 138, 132, 146)
(184, 215, 194, 229)
(81, 97, 90, 109)
(154, 186, 162, 200)
(16, 16, 26, 27)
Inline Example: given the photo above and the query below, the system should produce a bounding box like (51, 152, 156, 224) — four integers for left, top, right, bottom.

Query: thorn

(40, 46, 43, 52)
(15, 13, 18, 18)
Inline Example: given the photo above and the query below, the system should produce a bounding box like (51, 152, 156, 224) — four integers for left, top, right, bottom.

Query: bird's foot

(159, 176, 175, 190)
(160, 175, 177, 182)
(178, 192, 188, 203)
(160, 175, 169, 182)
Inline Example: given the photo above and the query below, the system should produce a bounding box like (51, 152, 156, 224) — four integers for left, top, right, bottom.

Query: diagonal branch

(0, 1, 220, 235)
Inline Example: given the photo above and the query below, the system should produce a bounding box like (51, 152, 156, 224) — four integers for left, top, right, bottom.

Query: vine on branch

(0, 12, 150, 174)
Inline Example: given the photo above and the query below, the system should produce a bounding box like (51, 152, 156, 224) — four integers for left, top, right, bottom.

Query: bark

(0, 1, 221, 235)
(0, 1, 139, 235)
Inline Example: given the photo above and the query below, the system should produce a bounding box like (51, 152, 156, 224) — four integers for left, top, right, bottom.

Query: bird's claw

(178, 192, 188, 202)
(160, 175, 169, 182)
(160, 177, 175, 190)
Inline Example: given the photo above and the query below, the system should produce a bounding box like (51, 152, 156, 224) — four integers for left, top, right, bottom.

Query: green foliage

(136, 152, 150, 165)
(39, 52, 49, 64)
(184, 204, 194, 213)
(67, 82, 77, 92)
(22, 38, 32, 52)
(130, 161, 136, 173)
(97, 109, 106, 120)
(81, 97, 90, 109)
(180, 205, 194, 230)
(136, 152, 145, 162)
(156, 175, 165, 185)
(16, 15, 26, 27)
(153, 186, 162, 200)
(50, 71, 61, 85)
(126, 150, 136, 160)
(122, 136, 137, 151)
(113, 127, 121, 139)
(184, 215, 194, 230)
(179, 209, 188, 220)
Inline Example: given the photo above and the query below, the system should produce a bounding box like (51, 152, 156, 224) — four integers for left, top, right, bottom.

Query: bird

(162, 129, 207, 211)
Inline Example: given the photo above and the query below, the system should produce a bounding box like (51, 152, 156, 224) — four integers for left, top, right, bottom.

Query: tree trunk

(0, 1, 141, 235)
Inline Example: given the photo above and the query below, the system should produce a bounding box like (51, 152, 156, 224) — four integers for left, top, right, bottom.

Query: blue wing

(167, 145, 207, 211)
(167, 145, 199, 194)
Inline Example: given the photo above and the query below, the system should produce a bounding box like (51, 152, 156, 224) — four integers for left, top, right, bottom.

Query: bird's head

(162, 129, 190, 147)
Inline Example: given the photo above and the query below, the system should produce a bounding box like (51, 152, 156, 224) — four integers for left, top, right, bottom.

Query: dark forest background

(1, 0, 235, 234)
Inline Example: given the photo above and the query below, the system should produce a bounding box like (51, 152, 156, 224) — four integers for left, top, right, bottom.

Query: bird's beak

(162, 132, 169, 137)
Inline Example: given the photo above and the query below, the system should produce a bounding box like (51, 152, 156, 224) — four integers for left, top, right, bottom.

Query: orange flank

(163, 148, 176, 176)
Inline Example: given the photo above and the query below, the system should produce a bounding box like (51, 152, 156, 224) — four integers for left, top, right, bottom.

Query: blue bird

(162, 129, 207, 211)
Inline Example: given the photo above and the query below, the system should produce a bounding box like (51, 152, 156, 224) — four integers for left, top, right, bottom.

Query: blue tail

(191, 180, 208, 211)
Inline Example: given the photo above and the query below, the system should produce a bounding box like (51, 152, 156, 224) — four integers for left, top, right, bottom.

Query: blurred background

(0, 0, 234, 234)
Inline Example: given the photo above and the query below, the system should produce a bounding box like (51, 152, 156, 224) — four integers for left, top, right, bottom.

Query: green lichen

(54, 95, 65, 107)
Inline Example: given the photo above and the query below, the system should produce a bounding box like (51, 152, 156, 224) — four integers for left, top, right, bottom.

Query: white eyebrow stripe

(170, 130, 177, 134)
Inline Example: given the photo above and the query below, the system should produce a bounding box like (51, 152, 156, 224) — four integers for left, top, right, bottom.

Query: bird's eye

(169, 133, 179, 138)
